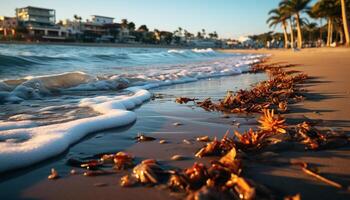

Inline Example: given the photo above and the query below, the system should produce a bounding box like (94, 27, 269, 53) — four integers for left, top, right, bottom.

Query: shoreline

(0, 48, 349, 199)
(0, 40, 192, 49)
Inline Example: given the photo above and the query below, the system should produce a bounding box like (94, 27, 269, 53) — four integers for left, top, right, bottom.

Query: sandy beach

(0, 48, 349, 200)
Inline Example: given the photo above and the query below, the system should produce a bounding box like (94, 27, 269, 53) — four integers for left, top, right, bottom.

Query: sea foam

(0, 87, 150, 172)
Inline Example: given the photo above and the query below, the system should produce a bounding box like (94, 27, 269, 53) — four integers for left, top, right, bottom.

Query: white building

(238, 36, 255, 46)
(60, 19, 82, 36)
(91, 15, 114, 25)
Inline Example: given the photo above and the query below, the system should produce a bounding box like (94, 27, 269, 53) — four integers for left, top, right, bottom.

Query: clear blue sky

(0, 0, 305, 39)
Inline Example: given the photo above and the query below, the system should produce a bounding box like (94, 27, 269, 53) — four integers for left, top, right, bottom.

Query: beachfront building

(59, 19, 83, 37)
(0, 16, 17, 38)
(91, 15, 114, 25)
(15, 6, 67, 40)
(82, 15, 116, 42)
(187, 38, 219, 48)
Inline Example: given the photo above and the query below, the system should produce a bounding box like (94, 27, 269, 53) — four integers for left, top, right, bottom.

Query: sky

(0, 0, 295, 39)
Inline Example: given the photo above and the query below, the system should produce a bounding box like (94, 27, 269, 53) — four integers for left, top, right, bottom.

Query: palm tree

(201, 29, 206, 38)
(304, 22, 318, 45)
(280, 0, 311, 48)
(341, 0, 350, 46)
(73, 15, 82, 40)
(310, 0, 340, 47)
(267, 8, 290, 48)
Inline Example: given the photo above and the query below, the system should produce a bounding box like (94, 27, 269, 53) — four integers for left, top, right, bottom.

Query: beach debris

(173, 122, 183, 126)
(258, 109, 287, 134)
(193, 63, 308, 115)
(218, 148, 241, 174)
(219, 130, 236, 152)
(168, 173, 189, 192)
(70, 169, 77, 175)
(48, 168, 59, 180)
(278, 101, 288, 112)
(234, 129, 267, 151)
(291, 160, 343, 189)
(175, 97, 197, 104)
(159, 139, 167, 144)
(284, 193, 301, 200)
(206, 162, 232, 187)
(197, 98, 216, 111)
(80, 160, 103, 170)
(183, 139, 192, 145)
(134, 133, 156, 142)
(294, 122, 348, 150)
(120, 175, 138, 187)
(195, 138, 221, 157)
(132, 159, 164, 184)
(171, 154, 186, 161)
(100, 154, 115, 164)
(225, 173, 256, 200)
(184, 163, 209, 188)
(196, 136, 211, 142)
(232, 122, 241, 127)
(113, 152, 134, 170)
(295, 122, 322, 150)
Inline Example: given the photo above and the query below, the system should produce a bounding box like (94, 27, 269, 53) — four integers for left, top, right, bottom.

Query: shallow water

(0, 44, 265, 173)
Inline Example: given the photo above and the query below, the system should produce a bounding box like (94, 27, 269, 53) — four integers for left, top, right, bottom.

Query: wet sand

(1, 48, 350, 200)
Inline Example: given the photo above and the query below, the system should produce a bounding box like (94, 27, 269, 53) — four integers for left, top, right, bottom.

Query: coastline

(0, 40, 191, 49)
(0, 48, 349, 199)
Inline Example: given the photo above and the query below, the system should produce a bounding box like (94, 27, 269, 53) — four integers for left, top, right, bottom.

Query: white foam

(0, 88, 151, 172)
(192, 48, 214, 53)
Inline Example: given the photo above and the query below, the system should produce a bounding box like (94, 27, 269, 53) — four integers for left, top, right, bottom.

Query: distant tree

(213, 31, 218, 38)
(74, 14, 82, 21)
(138, 25, 149, 32)
(160, 31, 173, 44)
(184, 30, 194, 39)
(121, 19, 128, 29)
(197, 31, 203, 39)
(310, 0, 340, 46)
(267, 7, 290, 48)
(208, 31, 219, 39)
(128, 22, 136, 31)
(201, 29, 206, 38)
(279, 0, 311, 48)
(143, 31, 156, 44)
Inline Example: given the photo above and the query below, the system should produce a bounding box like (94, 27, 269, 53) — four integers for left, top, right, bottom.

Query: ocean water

(0, 44, 264, 173)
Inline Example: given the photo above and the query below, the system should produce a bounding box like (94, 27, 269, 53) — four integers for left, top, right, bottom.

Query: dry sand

(2, 48, 350, 200)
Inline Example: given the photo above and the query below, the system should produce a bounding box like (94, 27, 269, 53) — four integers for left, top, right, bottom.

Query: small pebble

(233, 122, 240, 127)
(159, 139, 167, 144)
(171, 155, 185, 161)
(196, 136, 210, 142)
(183, 139, 192, 145)
(48, 168, 59, 180)
(70, 169, 77, 175)
(173, 122, 183, 126)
